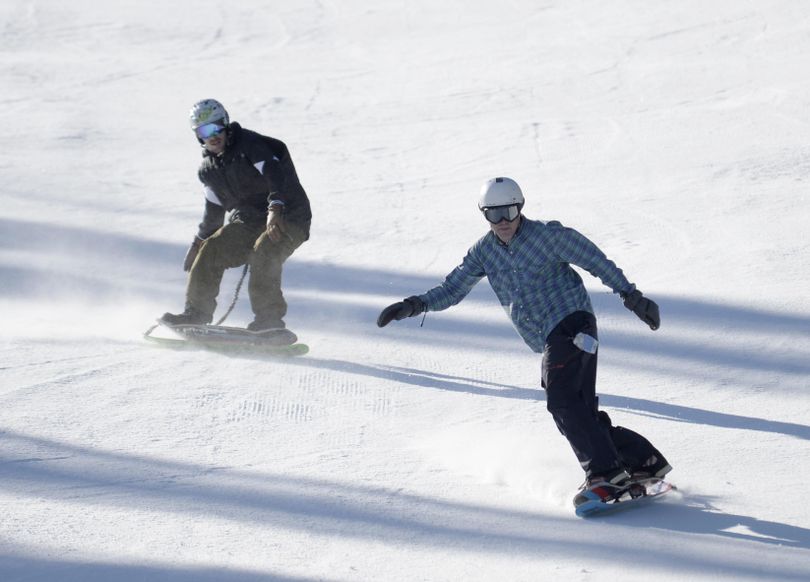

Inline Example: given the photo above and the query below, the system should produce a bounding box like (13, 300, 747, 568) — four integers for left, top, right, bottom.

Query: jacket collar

(493, 215, 525, 247)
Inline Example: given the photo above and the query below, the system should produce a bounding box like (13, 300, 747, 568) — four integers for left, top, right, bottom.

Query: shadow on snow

(0, 553, 316, 582)
(4, 218, 808, 440)
(1, 429, 809, 580)
(281, 357, 810, 443)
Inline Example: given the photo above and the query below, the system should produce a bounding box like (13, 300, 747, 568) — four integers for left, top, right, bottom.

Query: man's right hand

(183, 237, 203, 272)
(377, 296, 426, 327)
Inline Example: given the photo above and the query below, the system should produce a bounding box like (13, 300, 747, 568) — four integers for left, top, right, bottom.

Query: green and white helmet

(189, 99, 229, 130)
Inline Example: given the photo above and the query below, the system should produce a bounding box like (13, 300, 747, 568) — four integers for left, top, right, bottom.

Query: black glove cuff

(622, 289, 643, 309)
(403, 296, 426, 316)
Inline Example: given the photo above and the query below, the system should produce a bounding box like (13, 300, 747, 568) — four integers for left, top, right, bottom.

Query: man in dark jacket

(162, 99, 311, 332)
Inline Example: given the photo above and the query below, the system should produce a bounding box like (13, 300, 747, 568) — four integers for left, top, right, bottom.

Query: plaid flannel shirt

(419, 218, 636, 352)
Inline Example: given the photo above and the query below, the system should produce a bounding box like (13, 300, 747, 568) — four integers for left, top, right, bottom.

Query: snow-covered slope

(1, 1, 809, 580)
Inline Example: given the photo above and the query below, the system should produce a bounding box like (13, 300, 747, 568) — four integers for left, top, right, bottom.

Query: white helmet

(478, 177, 524, 209)
(189, 99, 229, 130)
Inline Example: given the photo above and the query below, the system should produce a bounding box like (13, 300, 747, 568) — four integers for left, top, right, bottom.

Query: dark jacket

(196, 122, 312, 239)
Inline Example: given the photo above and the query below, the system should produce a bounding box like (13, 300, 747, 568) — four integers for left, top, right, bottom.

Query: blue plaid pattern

(419, 218, 636, 352)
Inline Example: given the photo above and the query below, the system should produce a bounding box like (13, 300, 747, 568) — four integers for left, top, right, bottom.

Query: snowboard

(574, 477, 675, 518)
(144, 320, 309, 356)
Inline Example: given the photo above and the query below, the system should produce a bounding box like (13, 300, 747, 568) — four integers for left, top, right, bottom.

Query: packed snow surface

(1, 1, 809, 580)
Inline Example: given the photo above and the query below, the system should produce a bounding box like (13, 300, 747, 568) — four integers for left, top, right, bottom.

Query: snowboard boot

(631, 454, 672, 480)
(160, 306, 212, 326)
(246, 317, 286, 333)
(573, 467, 632, 508)
(246, 317, 296, 345)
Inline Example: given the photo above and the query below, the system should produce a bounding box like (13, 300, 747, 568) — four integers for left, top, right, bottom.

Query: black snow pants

(541, 310, 662, 477)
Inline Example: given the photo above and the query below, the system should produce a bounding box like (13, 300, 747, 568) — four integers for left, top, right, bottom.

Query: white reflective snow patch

(204, 186, 223, 206)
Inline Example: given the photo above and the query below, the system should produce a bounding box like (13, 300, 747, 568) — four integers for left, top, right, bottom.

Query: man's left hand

(266, 208, 286, 242)
(622, 289, 660, 331)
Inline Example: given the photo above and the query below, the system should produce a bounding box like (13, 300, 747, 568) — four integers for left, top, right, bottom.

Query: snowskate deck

(574, 478, 675, 518)
(144, 321, 309, 357)
(161, 321, 298, 344)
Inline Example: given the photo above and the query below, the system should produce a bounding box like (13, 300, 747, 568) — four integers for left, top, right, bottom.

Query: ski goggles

(481, 204, 520, 224)
(195, 122, 227, 140)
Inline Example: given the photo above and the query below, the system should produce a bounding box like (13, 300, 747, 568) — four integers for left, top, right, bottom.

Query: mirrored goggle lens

(482, 204, 520, 224)
(195, 122, 226, 140)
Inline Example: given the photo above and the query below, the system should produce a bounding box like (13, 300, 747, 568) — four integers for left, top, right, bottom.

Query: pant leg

(186, 222, 261, 316)
(247, 222, 307, 322)
(598, 410, 665, 472)
(542, 311, 621, 477)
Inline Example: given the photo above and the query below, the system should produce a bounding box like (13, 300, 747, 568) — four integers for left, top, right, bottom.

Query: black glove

(622, 289, 660, 331)
(377, 296, 426, 328)
(183, 237, 204, 272)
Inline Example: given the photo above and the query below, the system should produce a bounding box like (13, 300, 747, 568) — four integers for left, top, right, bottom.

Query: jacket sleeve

(264, 141, 292, 208)
(551, 223, 635, 295)
(242, 137, 294, 209)
(419, 245, 486, 311)
(196, 192, 226, 239)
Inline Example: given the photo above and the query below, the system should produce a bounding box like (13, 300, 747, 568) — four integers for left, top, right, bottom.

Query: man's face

(482, 204, 521, 244)
(196, 122, 227, 155)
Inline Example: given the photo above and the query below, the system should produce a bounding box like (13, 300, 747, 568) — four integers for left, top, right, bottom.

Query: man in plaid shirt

(377, 177, 670, 510)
